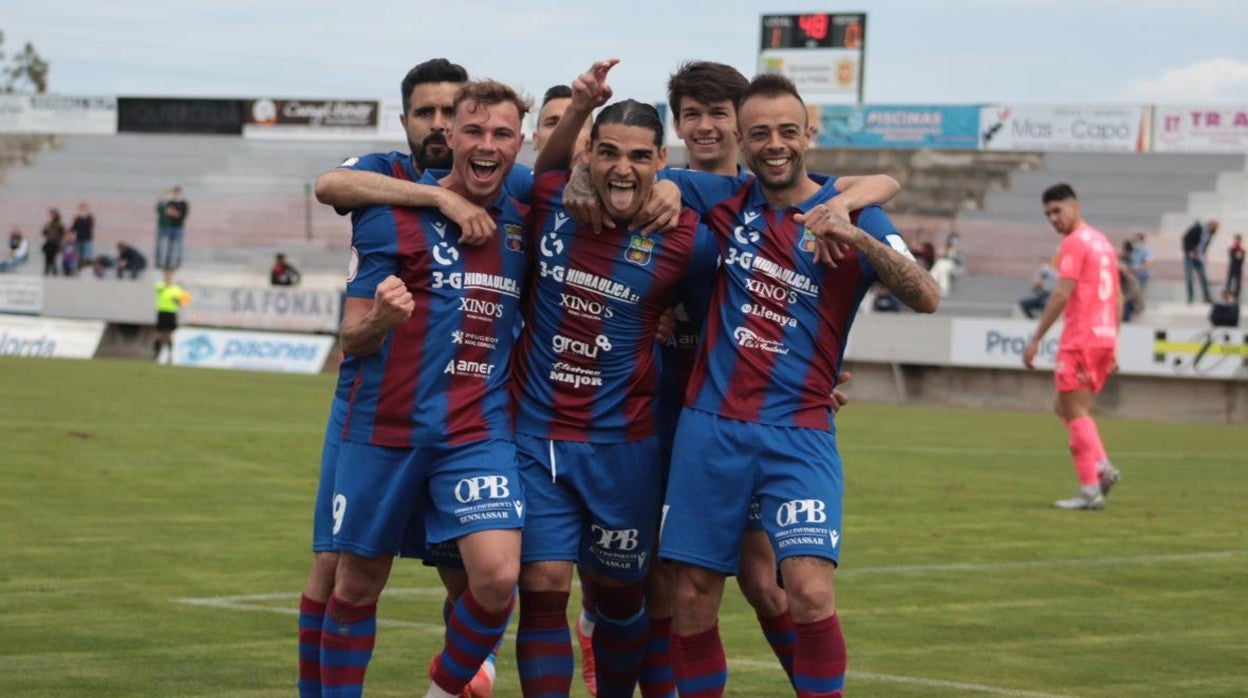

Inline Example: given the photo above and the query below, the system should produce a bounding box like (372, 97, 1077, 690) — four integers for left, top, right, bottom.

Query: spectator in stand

(41, 208, 64, 276)
(270, 252, 301, 286)
(1210, 288, 1240, 327)
(946, 230, 966, 275)
(116, 242, 147, 279)
(60, 231, 78, 276)
(1119, 260, 1145, 322)
(1019, 254, 1058, 319)
(1, 227, 29, 272)
(1226, 233, 1243, 301)
(1129, 232, 1152, 293)
(1182, 218, 1218, 304)
(155, 185, 189, 271)
(910, 230, 936, 270)
(70, 201, 95, 270)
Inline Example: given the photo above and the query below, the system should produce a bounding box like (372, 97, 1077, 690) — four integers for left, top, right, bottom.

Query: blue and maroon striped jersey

(337, 150, 535, 205)
(679, 175, 897, 430)
(511, 170, 718, 443)
(342, 168, 531, 448)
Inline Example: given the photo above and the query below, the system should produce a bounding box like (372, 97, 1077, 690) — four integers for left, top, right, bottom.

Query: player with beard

(658, 74, 939, 697)
(323, 80, 532, 698)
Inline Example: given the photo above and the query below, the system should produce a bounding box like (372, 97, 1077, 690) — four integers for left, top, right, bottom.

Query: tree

(0, 31, 50, 94)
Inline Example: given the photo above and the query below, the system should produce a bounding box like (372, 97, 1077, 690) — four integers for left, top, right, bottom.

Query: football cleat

(428, 653, 495, 698)
(1053, 491, 1105, 510)
(1098, 464, 1121, 497)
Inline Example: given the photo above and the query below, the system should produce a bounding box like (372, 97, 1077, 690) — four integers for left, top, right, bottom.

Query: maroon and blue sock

(298, 595, 326, 697)
(516, 590, 574, 697)
(672, 623, 727, 697)
(319, 595, 376, 698)
(431, 589, 514, 694)
(792, 614, 847, 698)
(578, 564, 599, 626)
(638, 616, 675, 697)
(593, 605, 650, 697)
(758, 611, 797, 685)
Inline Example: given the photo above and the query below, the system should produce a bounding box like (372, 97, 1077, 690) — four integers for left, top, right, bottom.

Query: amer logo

(733, 225, 761, 246)
(591, 525, 640, 551)
(777, 499, 827, 527)
(540, 231, 564, 258)
(432, 241, 459, 266)
(454, 476, 511, 503)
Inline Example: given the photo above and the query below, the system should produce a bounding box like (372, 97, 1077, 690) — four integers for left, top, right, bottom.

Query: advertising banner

(0, 314, 104, 359)
(243, 99, 379, 139)
(182, 284, 342, 333)
(816, 105, 980, 149)
(0, 276, 42, 314)
(950, 318, 1247, 380)
(0, 95, 117, 134)
(979, 105, 1150, 152)
(118, 98, 245, 135)
(172, 327, 334, 374)
(1152, 105, 1248, 153)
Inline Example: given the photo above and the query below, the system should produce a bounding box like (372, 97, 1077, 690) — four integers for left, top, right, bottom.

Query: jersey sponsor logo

(743, 210, 761, 225)
(560, 293, 614, 319)
(591, 525, 640, 551)
(450, 329, 500, 350)
(625, 234, 654, 266)
(433, 271, 521, 297)
(733, 326, 790, 355)
(454, 475, 511, 504)
(549, 361, 604, 388)
(459, 296, 505, 319)
(732, 224, 761, 246)
(552, 332, 613, 359)
(553, 211, 571, 231)
(740, 302, 797, 328)
(442, 358, 496, 378)
(431, 220, 448, 239)
(566, 268, 640, 304)
(776, 499, 827, 526)
(885, 234, 917, 262)
(346, 246, 360, 282)
(505, 223, 524, 252)
(744, 277, 798, 304)
(432, 241, 459, 266)
(540, 231, 564, 258)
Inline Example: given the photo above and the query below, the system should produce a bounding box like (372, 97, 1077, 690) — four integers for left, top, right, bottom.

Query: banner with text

(243, 99, 380, 139)
(118, 98, 245, 135)
(1152, 105, 1248, 153)
(0, 314, 105, 359)
(950, 318, 1247, 380)
(0, 95, 117, 134)
(182, 285, 341, 333)
(0, 276, 42, 314)
(816, 105, 981, 149)
(979, 105, 1150, 152)
(172, 327, 334, 374)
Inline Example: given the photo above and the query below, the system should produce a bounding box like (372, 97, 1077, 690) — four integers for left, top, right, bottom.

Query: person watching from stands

(1019, 254, 1058, 319)
(1129, 232, 1152, 293)
(41, 208, 64, 277)
(1181, 218, 1217, 304)
(116, 242, 147, 280)
(1210, 288, 1240, 327)
(70, 202, 95, 271)
(270, 252, 301, 287)
(155, 185, 189, 271)
(0, 227, 29, 272)
(1226, 233, 1243, 302)
(60, 231, 79, 277)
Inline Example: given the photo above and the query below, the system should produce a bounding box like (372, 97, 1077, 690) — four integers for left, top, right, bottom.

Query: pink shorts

(1055, 347, 1115, 393)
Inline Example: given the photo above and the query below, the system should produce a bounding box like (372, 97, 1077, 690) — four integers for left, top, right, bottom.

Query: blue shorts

(515, 433, 664, 583)
(660, 408, 843, 575)
(665, 407, 764, 534)
(311, 397, 349, 553)
(332, 438, 524, 559)
(398, 510, 465, 569)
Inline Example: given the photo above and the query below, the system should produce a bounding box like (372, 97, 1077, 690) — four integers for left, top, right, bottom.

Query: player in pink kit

(1024, 183, 1123, 510)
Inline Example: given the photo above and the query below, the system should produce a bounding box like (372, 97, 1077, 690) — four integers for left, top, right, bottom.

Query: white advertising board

(1153, 105, 1248, 153)
(172, 327, 334, 374)
(182, 285, 341, 333)
(979, 105, 1149, 152)
(0, 276, 42, 314)
(0, 95, 117, 134)
(0, 314, 104, 358)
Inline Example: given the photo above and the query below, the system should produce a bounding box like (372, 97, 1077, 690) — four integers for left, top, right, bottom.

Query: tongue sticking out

(608, 186, 636, 214)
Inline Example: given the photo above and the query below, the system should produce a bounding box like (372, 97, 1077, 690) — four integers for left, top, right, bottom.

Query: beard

(750, 151, 805, 192)
(412, 133, 453, 172)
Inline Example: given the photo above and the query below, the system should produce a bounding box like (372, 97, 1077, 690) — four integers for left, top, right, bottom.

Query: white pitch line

(841, 443, 1238, 462)
(842, 550, 1245, 577)
(730, 658, 1075, 698)
(173, 587, 447, 630)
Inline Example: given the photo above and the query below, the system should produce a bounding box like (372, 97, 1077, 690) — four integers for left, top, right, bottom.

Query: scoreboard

(758, 13, 866, 103)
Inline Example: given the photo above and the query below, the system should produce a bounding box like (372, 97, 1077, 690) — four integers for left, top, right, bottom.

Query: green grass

(1, 356, 1245, 697)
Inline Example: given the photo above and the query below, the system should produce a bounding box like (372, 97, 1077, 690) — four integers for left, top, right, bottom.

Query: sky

(6, 0, 1248, 106)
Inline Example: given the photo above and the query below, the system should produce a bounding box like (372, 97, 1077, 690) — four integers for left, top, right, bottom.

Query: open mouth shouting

(606, 178, 637, 214)
(469, 157, 500, 183)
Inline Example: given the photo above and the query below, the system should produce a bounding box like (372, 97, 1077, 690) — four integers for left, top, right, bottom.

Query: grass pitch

(1, 356, 1245, 697)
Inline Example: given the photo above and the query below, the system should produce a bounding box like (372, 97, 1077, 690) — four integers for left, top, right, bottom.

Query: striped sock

(319, 595, 377, 698)
(298, 595, 326, 697)
(638, 616, 675, 698)
(792, 614, 846, 698)
(431, 589, 514, 694)
(578, 565, 599, 631)
(672, 623, 727, 697)
(516, 590, 574, 697)
(593, 605, 650, 697)
(758, 611, 796, 685)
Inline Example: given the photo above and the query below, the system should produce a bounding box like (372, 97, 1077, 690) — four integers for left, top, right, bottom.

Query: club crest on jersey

(800, 227, 818, 253)
(625, 234, 654, 266)
(504, 224, 524, 252)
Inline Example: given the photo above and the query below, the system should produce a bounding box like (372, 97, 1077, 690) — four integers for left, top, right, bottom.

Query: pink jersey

(1057, 223, 1119, 351)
